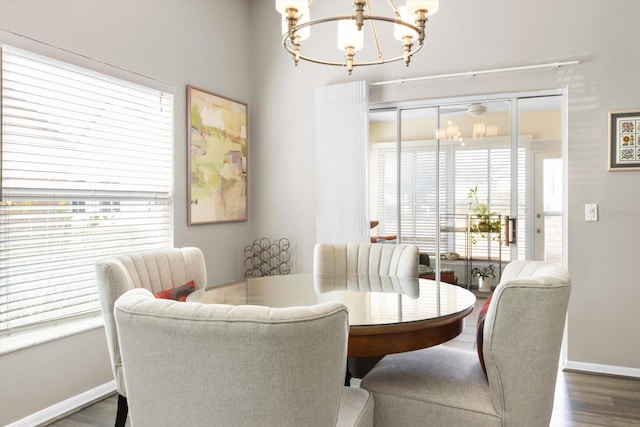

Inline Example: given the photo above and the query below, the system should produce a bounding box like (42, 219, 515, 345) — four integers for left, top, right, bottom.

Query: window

(375, 140, 442, 253)
(374, 139, 511, 258)
(448, 140, 511, 259)
(0, 44, 174, 335)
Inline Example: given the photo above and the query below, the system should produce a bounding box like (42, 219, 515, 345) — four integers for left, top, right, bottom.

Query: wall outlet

(585, 203, 598, 222)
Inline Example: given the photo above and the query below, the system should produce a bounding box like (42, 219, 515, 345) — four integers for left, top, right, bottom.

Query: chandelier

(275, 0, 439, 74)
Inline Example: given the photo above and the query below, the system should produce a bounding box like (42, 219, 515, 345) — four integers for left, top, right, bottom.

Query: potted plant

(467, 186, 502, 242)
(471, 264, 496, 292)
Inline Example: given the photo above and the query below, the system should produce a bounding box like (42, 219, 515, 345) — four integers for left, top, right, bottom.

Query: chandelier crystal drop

(275, 0, 439, 75)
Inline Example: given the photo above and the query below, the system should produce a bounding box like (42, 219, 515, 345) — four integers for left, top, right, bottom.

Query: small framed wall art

(187, 86, 248, 224)
(609, 110, 640, 171)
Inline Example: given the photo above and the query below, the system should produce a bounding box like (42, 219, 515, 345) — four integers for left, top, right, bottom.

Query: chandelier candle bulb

(407, 0, 438, 43)
(473, 123, 487, 138)
(394, 6, 419, 41)
(274, 0, 307, 14)
(395, 6, 418, 66)
(337, 19, 364, 52)
(406, 0, 440, 16)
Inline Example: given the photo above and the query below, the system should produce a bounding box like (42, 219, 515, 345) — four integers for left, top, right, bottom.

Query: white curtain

(315, 81, 370, 243)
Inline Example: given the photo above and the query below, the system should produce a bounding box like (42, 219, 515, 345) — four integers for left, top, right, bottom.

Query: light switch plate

(585, 203, 598, 222)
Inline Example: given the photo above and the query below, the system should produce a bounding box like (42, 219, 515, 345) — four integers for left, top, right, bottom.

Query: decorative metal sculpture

(243, 238, 291, 278)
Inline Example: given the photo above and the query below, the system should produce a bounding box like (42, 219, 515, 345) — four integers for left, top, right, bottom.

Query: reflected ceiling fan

(467, 103, 487, 116)
(439, 103, 498, 142)
(441, 103, 488, 116)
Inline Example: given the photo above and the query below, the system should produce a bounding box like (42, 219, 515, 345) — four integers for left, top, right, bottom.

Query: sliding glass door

(369, 92, 564, 289)
(437, 100, 512, 288)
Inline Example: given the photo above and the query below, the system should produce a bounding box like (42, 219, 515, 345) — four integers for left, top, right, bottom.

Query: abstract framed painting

(187, 86, 248, 224)
(609, 110, 640, 171)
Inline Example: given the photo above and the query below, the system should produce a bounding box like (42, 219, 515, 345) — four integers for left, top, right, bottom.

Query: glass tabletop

(188, 273, 476, 328)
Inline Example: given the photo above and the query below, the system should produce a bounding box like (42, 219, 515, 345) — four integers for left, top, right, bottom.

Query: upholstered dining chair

(113, 288, 374, 427)
(360, 260, 571, 427)
(313, 242, 419, 278)
(313, 242, 420, 379)
(94, 247, 207, 427)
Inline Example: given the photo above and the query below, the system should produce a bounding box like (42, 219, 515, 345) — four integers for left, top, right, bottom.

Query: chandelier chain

(367, 0, 384, 61)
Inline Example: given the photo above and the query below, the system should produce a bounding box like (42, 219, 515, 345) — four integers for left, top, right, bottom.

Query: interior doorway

(519, 96, 564, 264)
(533, 153, 563, 263)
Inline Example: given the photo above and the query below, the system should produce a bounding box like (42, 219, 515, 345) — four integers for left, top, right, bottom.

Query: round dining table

(188, 273, 476, 358)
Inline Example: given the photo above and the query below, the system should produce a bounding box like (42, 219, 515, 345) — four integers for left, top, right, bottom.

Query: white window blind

(452, 141, 511, 259)
(375, 139, 513, 259)
(375, 144, 398, 239)
(375, 141, 446, 254)
(0, 45, 174, 333)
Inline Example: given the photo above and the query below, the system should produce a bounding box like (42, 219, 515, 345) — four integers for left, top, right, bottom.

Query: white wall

(1, 0, 639, 424)
(0, 0, 253, 424)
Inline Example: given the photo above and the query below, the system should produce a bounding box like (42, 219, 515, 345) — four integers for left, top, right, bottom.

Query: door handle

(504, 216, 510, 247)
(508, 217, 517, 244)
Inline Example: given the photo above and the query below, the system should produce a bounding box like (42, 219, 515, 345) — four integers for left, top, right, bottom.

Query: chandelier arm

(289, 15, 420, 36)
(282, 35, 425, 67)
(366, 2, 384, 60)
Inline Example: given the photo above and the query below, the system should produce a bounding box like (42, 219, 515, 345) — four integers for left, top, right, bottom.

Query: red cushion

(154, 280, 195, 302)
(476, 295, 493, 378)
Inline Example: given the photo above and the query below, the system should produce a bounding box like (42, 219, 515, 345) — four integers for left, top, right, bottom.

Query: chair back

(94, 247, 206, 396)
(313, 243, 419, 277)
(484, 260, 571, 425)
(114, 289, 349, 427)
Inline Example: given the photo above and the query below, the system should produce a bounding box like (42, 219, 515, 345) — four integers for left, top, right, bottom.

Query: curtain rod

(371, 60, 580, 86)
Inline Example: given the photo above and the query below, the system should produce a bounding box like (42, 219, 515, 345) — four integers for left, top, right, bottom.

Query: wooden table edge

(347, 304, 475, 357)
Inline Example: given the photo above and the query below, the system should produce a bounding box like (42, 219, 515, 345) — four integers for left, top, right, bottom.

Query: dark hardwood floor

(551, 370, 640, 426)
(46, 297, 640, 427)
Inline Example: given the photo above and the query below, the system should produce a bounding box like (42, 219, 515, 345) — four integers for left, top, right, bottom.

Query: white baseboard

(5, 381, 116, 427)
(564, 360, 640, 379)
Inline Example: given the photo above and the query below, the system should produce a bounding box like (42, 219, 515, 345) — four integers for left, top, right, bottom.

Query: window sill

(0, 315, 104, 355)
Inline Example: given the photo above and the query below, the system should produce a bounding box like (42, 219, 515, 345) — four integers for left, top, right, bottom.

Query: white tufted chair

(360, 260, 571, 427)
(313, 243, 419, 277)
(114, 288, 374, 427)
(94, 247, 207, 427)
